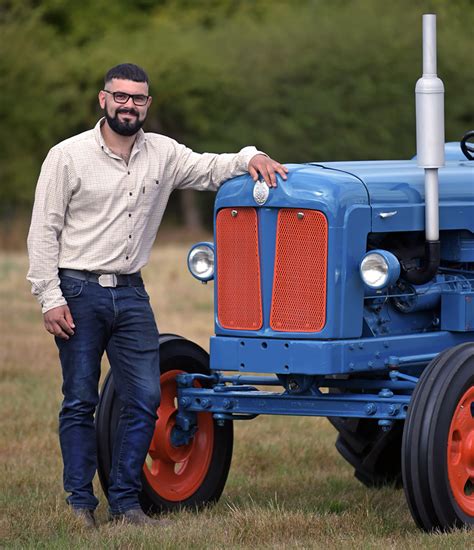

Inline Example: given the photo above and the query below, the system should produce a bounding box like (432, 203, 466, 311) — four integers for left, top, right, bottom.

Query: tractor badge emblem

(253, 179, 270, 205)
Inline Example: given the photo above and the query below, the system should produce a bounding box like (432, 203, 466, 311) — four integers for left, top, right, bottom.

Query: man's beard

(105, 106, 144, 136)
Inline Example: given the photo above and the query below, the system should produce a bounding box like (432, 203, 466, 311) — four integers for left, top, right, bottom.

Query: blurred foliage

(0, 0, 472, 218)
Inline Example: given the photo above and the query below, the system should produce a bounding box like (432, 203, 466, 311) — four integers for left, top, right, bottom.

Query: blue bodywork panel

(178, 143, 473, 423)
(214, 166, 371, 339)
(209, 331, 473, 374)
(208, 142, 473, 376)
(441, 292, 474, 331)
(319, 158, 474, 234)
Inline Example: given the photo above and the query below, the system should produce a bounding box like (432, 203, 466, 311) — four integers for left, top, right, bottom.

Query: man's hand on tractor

(248, 154, 288, 188)
(44, 305, 75, 340)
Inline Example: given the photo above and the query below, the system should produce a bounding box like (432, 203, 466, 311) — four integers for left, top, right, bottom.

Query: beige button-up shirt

(27, 119, 262, 313)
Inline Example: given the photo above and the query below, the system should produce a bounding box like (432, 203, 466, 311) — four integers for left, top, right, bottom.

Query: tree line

(1, 0, 472, 230)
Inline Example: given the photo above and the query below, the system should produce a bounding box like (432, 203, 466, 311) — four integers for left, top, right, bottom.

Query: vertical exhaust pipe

(403, 13, 444, 284)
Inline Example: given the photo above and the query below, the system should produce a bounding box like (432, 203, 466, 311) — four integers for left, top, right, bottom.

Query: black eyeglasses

(103, 90, 149, 106)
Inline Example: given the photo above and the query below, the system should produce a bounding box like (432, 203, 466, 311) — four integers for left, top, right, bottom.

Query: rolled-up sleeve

(171, 141, 265, 191)
(27, 147, 74, 313)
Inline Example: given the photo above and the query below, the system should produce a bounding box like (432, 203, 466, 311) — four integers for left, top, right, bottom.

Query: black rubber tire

(460, 130, 474, 160)
(328, 416, 403, 488)
(96, 334, 233, 513)
(328, 376, 403, 488)
(402, 342, 474, 532)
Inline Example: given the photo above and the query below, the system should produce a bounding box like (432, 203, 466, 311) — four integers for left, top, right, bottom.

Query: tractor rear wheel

(96, 334, 233, 513)
(402, 342, 474, 531)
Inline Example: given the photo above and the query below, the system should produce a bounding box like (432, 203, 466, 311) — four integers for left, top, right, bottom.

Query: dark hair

(104, 63, 149, 86)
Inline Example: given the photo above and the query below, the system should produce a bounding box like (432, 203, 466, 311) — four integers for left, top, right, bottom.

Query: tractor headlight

(187, 242, 215, 282)
(360, 250, 400, 290)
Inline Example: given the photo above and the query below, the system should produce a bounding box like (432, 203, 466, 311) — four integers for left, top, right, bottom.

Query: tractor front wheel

(402, 342, 474, 531)
(96, 334, 233, 513)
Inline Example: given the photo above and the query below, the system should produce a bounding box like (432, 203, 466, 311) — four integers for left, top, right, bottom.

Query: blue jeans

(55, 275, 160, 514)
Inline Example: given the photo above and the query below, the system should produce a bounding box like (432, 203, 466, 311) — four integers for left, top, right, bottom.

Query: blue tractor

(96, 15, 474, 531)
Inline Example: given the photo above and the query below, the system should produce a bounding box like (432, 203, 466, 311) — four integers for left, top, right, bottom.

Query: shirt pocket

(140, 177, 160, 217)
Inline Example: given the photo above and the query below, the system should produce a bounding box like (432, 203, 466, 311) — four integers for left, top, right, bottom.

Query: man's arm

(170, 141, 287, 191)
(27, 147, 75, 339)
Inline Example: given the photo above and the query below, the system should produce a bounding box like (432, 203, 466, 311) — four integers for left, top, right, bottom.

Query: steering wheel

(460, 130, 474, 160)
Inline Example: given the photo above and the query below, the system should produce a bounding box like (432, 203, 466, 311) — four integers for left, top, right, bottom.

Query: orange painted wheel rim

(143, 369, 214, 501)
(447, 386, 474, 516)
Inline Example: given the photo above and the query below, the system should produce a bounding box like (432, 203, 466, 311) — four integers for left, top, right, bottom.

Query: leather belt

(59, 268, 142, 288)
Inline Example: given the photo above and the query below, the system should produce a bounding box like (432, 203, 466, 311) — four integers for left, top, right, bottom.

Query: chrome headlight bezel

(360, 249, 400, 290)
(187, 242, 215, 282)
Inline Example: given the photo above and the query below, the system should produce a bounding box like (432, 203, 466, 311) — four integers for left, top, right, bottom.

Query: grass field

(1, 244, 472, 549)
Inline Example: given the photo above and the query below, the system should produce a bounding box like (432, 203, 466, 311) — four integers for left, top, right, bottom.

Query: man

(27, 63, 288, 528)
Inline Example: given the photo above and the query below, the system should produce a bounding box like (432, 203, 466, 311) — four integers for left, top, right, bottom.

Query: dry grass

(1, 245, 472, 549)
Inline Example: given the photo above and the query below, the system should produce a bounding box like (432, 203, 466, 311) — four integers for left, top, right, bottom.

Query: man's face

(98, 79, 151, 136)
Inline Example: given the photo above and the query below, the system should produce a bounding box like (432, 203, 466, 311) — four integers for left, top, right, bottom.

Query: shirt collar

(94, 118, 146, 156)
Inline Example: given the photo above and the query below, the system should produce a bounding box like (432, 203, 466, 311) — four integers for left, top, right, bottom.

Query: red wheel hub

(143, 369, 214, 501)
(447, 386, 474, 516)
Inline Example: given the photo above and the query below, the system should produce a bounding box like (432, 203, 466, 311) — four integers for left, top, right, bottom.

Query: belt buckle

(98, 274, 118, 288)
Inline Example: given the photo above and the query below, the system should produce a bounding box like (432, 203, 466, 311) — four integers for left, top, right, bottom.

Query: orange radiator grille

(216, 208, 263, 330)
(270, 209, 328, 332)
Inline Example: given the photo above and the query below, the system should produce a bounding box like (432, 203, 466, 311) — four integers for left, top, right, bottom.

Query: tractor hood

(216, 142, 473, 233)
(314, 143, 474, 233)
(216, 163, 369, 229)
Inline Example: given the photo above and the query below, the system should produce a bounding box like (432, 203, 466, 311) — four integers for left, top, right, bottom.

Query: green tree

(1, 0, 472, 229)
